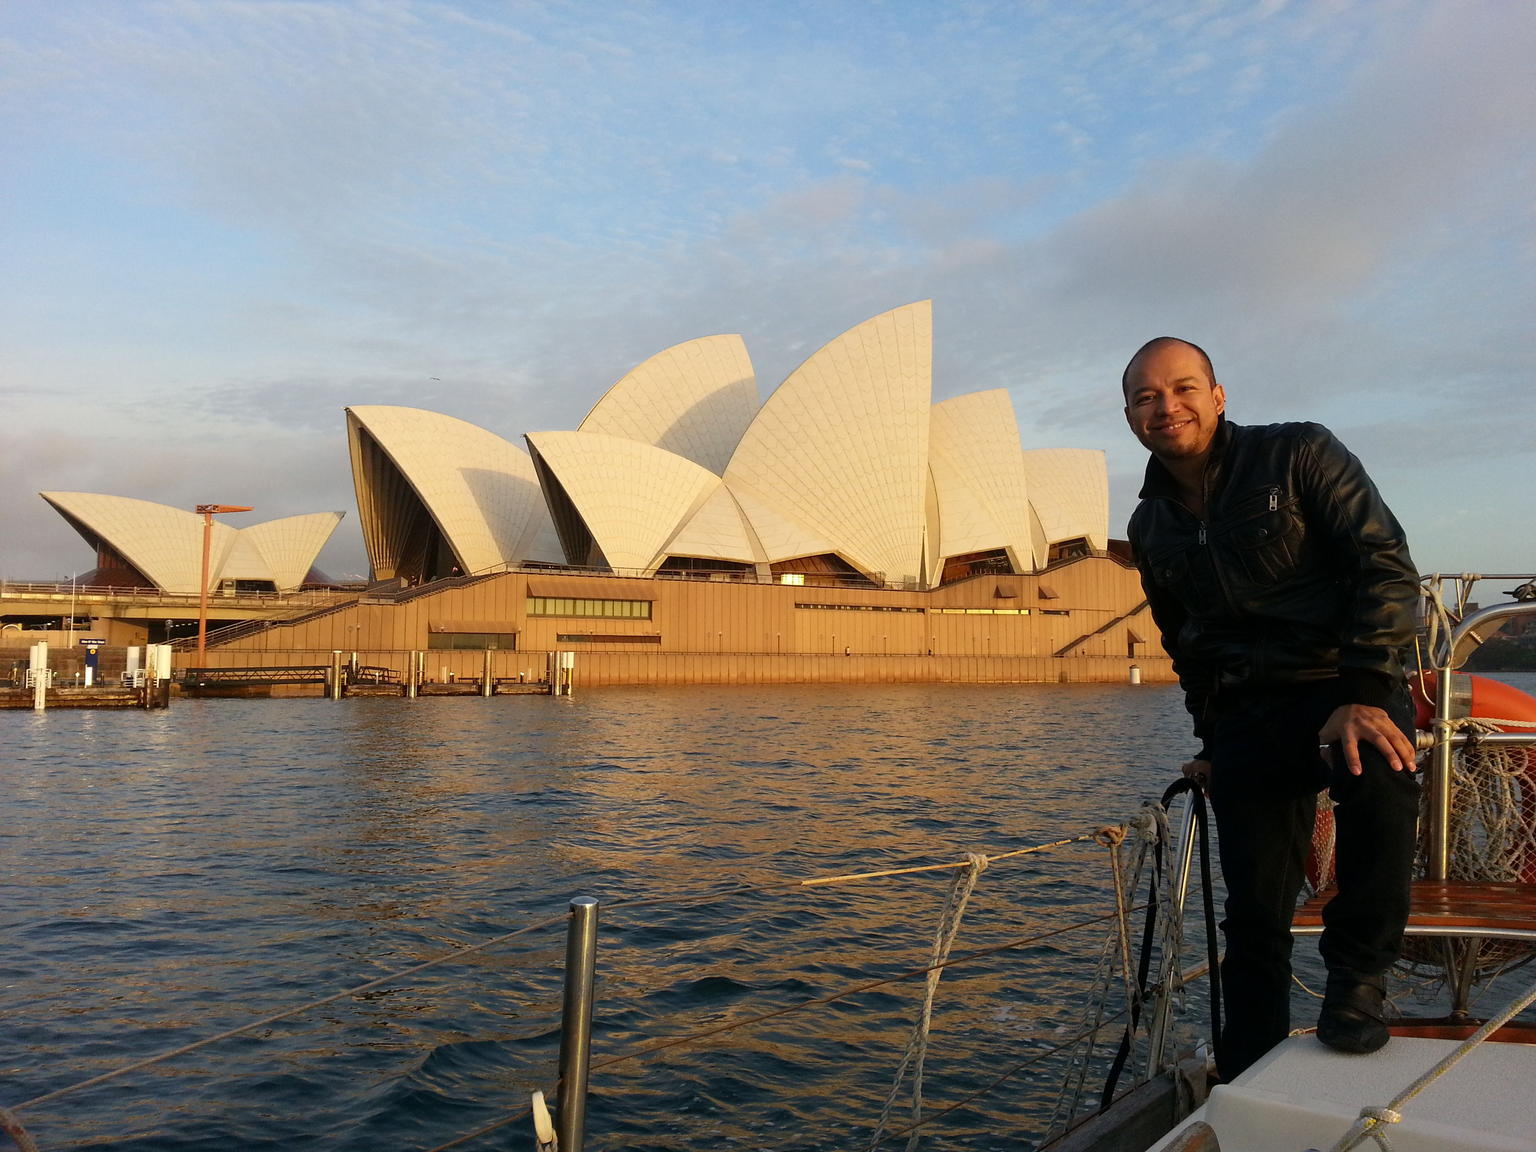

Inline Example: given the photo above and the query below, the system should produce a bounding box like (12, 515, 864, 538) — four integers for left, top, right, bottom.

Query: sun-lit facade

(348, 302, 1111, 590)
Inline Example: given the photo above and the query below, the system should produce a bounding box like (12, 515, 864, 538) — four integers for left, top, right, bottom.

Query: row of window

(555, 633, 662, 644)
(928, 607, 1034, 616)
(793, 602, 925, 613)
(521, 596, 1068, 621)
(428, 632, 516, 650)
(528, 597, 652, 619)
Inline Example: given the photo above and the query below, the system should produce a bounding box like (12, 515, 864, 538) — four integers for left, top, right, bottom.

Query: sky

(1, 0, 1532, 583)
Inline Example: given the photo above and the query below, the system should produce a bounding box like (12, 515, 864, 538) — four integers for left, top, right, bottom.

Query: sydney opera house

(23, 302, 1165, 684)
(37, 493, 342, 596)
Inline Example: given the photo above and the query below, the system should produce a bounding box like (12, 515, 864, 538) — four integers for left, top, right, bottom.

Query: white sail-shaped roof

(1020, 448, 1110, 553)
(39, 493, 340, 594)
(659, 484, 761, 565)
(928, 390, 1037, 578)
(724, 301, 933, 585)
(579, 334, 758, 476)
(525, 430, 724, 574)
(40, 492, 237, 595)
(243, 512, 346, 590)
(347, 406, 556, 578)
(722, 484, 837, 567)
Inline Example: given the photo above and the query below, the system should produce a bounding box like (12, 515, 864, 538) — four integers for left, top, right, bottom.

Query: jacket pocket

(1146, 543, 1217, 612)
(1224, 484, 1302, 586)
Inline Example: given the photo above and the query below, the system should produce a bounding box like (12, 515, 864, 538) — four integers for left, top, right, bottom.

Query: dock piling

(29, 642, 49, 711)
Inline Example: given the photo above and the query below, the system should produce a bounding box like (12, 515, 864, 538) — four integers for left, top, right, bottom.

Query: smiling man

(1122, 337, 1422, 1078)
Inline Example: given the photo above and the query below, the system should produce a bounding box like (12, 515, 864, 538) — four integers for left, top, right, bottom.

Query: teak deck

(1293, 881, 1536, 941)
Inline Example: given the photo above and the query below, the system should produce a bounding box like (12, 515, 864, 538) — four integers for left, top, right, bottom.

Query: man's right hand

(1181, 758, 1212, 796)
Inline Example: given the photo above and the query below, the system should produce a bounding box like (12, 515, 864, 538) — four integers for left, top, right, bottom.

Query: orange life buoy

(1411, 670, 1536, 734)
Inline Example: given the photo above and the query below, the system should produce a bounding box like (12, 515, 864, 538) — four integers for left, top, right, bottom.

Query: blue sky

(2, 0, 1532, 581)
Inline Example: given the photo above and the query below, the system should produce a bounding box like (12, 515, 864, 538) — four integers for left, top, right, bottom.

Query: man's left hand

(1318, 703, 1417, 776)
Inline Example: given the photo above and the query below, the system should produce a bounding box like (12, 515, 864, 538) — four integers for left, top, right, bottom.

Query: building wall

(186, 555, 1172, 685)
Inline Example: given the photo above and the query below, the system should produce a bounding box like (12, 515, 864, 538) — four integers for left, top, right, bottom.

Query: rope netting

(1437, 724, 1536, 886)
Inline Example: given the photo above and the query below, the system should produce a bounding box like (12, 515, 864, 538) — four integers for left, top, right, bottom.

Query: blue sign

(79, 638, 106, 647)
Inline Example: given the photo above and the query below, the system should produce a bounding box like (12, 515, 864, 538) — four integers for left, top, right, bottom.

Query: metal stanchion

(557, 896, 600, 1152)
(1148, 790, 1199, 1065)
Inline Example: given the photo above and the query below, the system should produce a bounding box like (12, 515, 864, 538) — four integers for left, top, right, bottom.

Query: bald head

(1122, 337, 1227, 468)
(1122, 337, 1216, 397)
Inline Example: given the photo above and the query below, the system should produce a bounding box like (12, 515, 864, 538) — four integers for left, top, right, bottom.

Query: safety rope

(1097, 781, 1222, 1109)
(1100, 823, 1145, 1042)
(1327, 977, 1536, 1152)
(0, 829, 1101, 1132)
(3, 826, 1134, 1152)
(868, 851, 989, 1152)
(0, 1109, 37, 1152)
(1099, 816, 1157, 1097)
(425, 906, 1147, 1152)
(1, 910, 571, 1119)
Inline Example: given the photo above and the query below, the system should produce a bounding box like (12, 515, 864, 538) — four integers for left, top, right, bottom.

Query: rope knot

(1094, 824, 1128, 847)
(1360, 1105, 1402, 1125)
(963, 851, 990, 875)
(1131, 808, 1161, 845)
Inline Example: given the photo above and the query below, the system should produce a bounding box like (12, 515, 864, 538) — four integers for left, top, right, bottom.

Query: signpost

(79, 637, 104, 687)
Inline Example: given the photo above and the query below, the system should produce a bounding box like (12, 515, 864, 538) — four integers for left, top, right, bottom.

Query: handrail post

(1148, 792, 1198, 1068)
(1429, 665, 1455, 881)
(557, 896, 600, 1152)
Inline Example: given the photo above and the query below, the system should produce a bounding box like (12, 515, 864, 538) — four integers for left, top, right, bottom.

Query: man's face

(1123, 342, 1226, 464)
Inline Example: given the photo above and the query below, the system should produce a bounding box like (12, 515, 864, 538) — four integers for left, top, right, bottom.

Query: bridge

(0, 580, 356, 632)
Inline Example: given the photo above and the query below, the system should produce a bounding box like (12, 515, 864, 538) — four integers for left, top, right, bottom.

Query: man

(1122, 337, 1421, 1078)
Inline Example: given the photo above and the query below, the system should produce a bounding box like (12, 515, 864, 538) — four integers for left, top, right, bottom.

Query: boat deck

(1144, 1033, 1536, 1152)
(1293, 881, 1536, 941)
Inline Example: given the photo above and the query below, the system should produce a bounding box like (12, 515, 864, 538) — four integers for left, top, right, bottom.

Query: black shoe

(1317, 974, 1390, 1054)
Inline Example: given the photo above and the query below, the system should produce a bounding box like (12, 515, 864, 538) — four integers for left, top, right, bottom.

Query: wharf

(173, 679, 556, 699)
(0, 686, 162, 709)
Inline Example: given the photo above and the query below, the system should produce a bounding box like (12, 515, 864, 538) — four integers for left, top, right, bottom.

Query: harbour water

(8, 678, 1516, 1151)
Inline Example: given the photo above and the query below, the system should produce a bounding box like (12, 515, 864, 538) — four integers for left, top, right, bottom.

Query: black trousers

(1207, 679, 1419, 1077)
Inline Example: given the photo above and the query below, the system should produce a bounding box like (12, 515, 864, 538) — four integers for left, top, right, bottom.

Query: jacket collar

(1137, 415, 1234, 501)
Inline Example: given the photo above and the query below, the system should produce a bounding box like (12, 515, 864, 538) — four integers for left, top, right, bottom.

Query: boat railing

(0, 809, 1214, 1152)
(1419, 578, 1536, 881)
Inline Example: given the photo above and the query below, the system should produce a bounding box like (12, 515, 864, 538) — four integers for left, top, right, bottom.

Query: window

(794, 603, 924, 613)
(528, 597, 652, 619)
(928, 607, 1031, 616)
(428, 632, 517, 650)
(555, 633, 662, 644)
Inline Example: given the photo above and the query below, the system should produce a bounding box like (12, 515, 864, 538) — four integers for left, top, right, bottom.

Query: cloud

(1, 1, 1531, 579)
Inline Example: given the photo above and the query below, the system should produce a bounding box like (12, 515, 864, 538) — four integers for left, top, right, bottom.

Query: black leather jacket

(1128, 418, 1418, 747)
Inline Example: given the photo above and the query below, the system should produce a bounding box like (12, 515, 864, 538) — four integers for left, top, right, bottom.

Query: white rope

(868, 851, 989, 1152)
(1328, 978, 1536, 1152)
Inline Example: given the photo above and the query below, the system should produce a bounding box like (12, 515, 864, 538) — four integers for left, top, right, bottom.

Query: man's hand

(1318, 703, 1417, 776)
(1181, 758, 1212, 795)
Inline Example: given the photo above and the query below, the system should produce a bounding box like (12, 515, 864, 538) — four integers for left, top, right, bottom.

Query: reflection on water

(4, 682, 1205, 1149)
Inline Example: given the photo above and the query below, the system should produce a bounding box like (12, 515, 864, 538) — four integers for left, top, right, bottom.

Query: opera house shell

(347, 301, 1109, 590)
(38, 492, 343, 596)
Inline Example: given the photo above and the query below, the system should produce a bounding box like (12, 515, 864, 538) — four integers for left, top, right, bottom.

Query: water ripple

(0, 682, 1227, 1149)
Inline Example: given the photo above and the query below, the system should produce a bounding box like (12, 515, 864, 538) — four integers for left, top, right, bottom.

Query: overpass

(0, 580, 356, 644)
